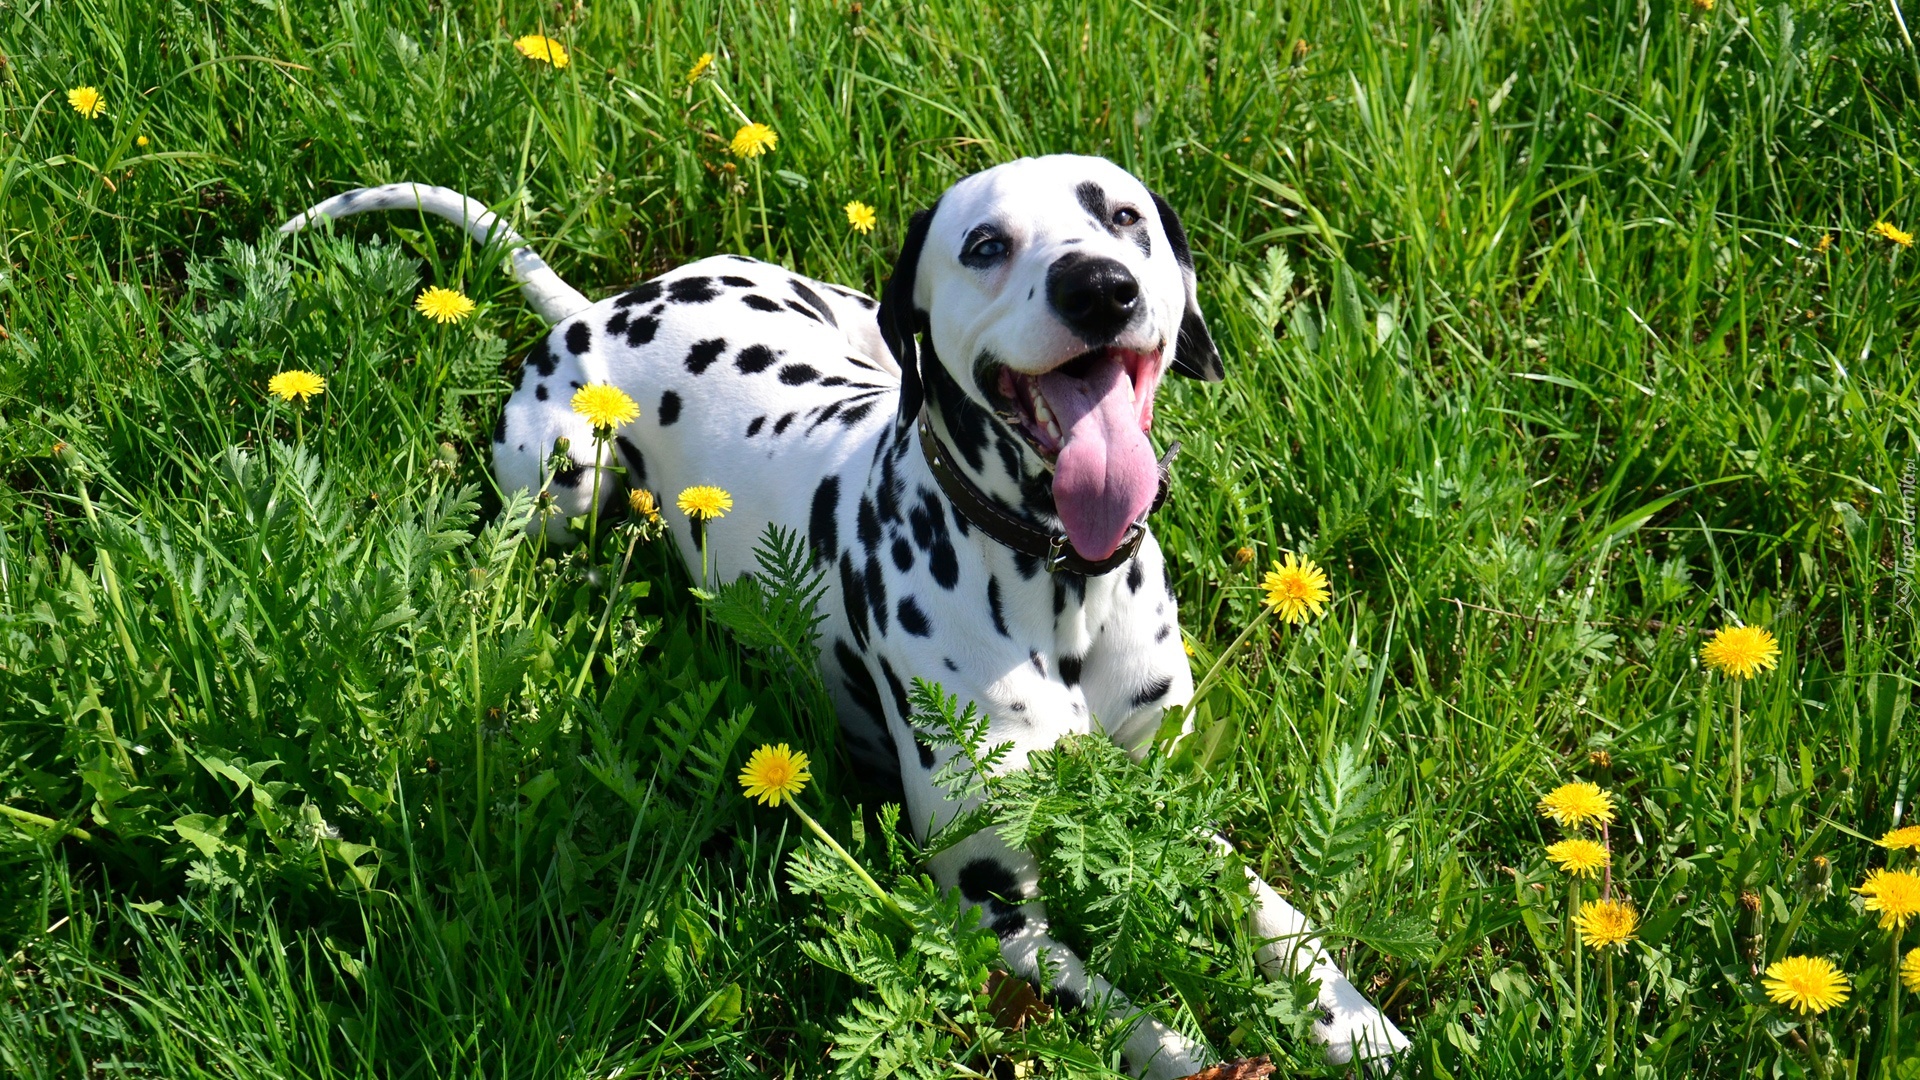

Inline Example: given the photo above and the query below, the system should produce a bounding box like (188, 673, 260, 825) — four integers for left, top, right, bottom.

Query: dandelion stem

(587, 430, 606, 556)
(0, 803, 93, 842)
(1808, 1016, 1830, 1080)
(1603, 950, 1617, 1073)
(1189, 605, 1273, 710)
(1730, 678, 1744, 829)
(1570, 876, 1583, 1039)
(570, 531, 640, 701)
(1891, 926, 1904, 1079)
(785, 799, 906, 923)
(469, 605, 486, 866)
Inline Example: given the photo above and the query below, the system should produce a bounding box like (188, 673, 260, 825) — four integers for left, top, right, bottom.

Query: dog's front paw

(1314, 998, 1410, 1073)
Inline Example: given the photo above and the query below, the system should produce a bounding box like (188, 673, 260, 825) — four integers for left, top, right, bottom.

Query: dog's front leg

(926, 832, 1210, 1080)
(1218, 839, 1410, 1068)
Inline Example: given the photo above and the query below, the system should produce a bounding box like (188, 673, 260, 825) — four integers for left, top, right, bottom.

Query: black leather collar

(917, 411, 1178, 576)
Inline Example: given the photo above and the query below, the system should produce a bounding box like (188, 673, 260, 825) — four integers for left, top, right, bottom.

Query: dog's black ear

(881, 202, 940, 428)
(1150, 191, 1223, 382)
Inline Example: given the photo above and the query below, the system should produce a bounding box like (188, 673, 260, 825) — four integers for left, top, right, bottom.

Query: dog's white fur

(283, 158, 1407, 1076)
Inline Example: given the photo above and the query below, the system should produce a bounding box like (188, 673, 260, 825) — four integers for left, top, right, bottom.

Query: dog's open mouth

(992, 346, 1164, 561)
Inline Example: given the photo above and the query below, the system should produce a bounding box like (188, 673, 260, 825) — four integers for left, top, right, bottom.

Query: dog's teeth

(1044, 418, 1062, 442)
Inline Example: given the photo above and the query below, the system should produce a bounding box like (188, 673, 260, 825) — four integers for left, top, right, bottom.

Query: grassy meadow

(3, 0, 1919, 1075)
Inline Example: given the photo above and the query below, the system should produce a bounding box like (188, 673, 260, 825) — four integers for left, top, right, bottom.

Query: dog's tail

(278, 184, 590, 324)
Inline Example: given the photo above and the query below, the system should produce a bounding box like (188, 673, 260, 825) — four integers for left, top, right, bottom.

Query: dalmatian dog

(282, 157, 1407, 1076)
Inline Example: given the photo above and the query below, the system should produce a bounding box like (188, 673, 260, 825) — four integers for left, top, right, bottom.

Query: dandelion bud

(1588, 750, 1612, 769)
(1292, 39, 1310, 63)
(1232, 545, 1255, 566)
(628, 488, 662, 522)
(553, 437, 570, 455)
(437, 442, 459, 464)
(467, 567, 488, 591)
(424, 756, 441, 775)
(51, 440, 77, 467)
(1739, 890, 1761, 913)
(1801, 854, 1832, 898)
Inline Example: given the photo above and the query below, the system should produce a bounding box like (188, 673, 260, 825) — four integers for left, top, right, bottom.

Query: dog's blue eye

(1112, 208, 1140, 227)
(972, 238, 1007, 259)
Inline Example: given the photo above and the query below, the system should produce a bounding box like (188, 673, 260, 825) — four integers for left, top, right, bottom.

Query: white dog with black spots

(282, 156, 1408, 1077)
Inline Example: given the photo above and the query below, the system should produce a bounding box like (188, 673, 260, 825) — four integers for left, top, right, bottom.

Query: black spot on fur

(879, 657, 911, 719)
(492, 412, 507, 443)
(1126, 560, 1144, 593)
(1131, 675, 1174, 709)
(1058, 655, 1083, 687)
(779, 364, 819, 385)
(742, 294, 781, 312)
(535, 384, 548, 401)
(668, 276, 718, 303)
(606, 310, 630, 336)
(865, 554, 889, 635)
(553, 464, 584, 489)
(789, 280, 839, 325)
(774, 413, 797, 435)
(616, 280, 662, 307)
(914, 736, 935, 768)
(1075, 181, 1108, 225)
(1030, 651, 1047, 677)
(685, 338, 727, 374)
(1154, 623, 1172, 643)
(839, 401, 876, 427)
(658, 390, 681, 426)
(1049, 986, 1083, 1011)
(930, 541, 958, 590)
(809, 476, 840, 566)
(626, 315, 659, 347)
(1014, 552, 1042, 579)
(891, 537, 914, 572)
(721, 275, 756, 287)
(735, 344, 778, 374)
(988, 578, 1010, 637)
(746, 415, 765, 437)
(614, 436, 646, 485)
(835, 639, 883, 722)
(898, 597, 931, 637)
(958, 859, 1024, 909)
(857, 498, 881, 552)
(531, 340, 559, 376)
(785, 300, 824, 323)
(840, 554, 870, 648)
(992, 911, 1028, 938)
(565, 321, 592, 354)
(943, 658, 958, 672)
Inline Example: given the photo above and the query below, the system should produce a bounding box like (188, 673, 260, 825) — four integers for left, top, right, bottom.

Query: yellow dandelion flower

(267, 370, 327, 404)
(1857, 868, 1920, 931)
(1763, 955, 1850, 1014)
(414, 286, 476, 324)
(1537, 781, 1615, 829)
(1874, 221, 1915, 249)
(1546, 838, 1611, 878)
(686, 52, 714, 83)
(628, 488, 662, 523)
(1880, 825, 1920, 852)
(513, 34, 570, 68)
(677, 485, 733, 520)
(1261, 552, 1331, 625)
(571, 384, 641, 431)
(136, 135, 149, 147)
(730, 122, 778, 159)
(1904, 948, 1920, 993)
(845, 200, 878, 234)
(1814, 233, 1834, 254)
(67, 86, 106, 119)
(1573, 898, 1638, 951)
(1699, 624, 1781, 680)
(1689, 0, 1713, 11)
(738, 743, 810, 806)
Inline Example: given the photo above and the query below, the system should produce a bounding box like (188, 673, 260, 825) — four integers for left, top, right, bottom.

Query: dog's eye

(1112, 207, 1141, 227)
(968, 237, 1008, 260)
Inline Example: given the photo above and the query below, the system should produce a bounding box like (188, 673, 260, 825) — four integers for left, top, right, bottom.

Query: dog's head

(879, 155, 1221, 562)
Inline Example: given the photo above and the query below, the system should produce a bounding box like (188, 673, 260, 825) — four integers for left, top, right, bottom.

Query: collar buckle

(1045, 534, 1071, 573)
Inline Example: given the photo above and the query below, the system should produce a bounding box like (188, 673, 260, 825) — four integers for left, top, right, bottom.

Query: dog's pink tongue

(1041, 357, 1156, 561)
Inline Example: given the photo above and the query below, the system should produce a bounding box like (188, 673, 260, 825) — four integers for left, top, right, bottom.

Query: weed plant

(1, 0, 1918, 1076)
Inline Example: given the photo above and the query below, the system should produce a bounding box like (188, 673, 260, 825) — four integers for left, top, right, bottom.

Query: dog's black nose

(1046, 253, 1141, 343)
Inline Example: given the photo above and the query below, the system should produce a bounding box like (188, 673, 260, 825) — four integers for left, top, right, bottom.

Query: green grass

(1, 0, 1917, 1075)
